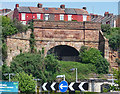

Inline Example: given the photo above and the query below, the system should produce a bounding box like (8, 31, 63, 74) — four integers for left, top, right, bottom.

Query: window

(83, 15, 87, 21)
(68, 15, 72, 21)
(60, 14, 64, 21)
(45, 14, 49, 21)
(37, 14, 41, 19)
(21, 21, 26, 25)
(33, 16, 35, 18)
(21, 13, 25, 20)
(45, 8, 49, 10)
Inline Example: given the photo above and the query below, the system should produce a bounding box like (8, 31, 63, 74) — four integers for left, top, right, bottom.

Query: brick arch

(44, 41, 81, 55)
(46, 44, 80, 61)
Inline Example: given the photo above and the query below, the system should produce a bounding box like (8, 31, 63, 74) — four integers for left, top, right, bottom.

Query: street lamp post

(108, 74, 114, 86)
(4, 73, 15, 82)
(56, 75, 65, 81)
(33, 78, 41, 94)
(70, 68, 78, 82)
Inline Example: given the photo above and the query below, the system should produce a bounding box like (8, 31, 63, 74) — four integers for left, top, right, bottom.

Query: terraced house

(13, 3, 91, 24)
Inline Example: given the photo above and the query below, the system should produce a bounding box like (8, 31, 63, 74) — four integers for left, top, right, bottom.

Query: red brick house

(13, 3, 91, 24)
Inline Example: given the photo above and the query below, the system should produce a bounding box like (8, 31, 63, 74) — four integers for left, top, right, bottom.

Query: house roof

(91, 15, 103, 22)
(74, 9, 88, 15)
(16, 6, 88, 15)
(43, 8, 65, 14)
(17, 7, 31, 13)
(64, 8, 76, 14)
(29, 7, 44, 13)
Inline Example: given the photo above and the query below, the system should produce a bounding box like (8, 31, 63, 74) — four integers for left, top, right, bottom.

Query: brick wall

(6, 21, 105, 66)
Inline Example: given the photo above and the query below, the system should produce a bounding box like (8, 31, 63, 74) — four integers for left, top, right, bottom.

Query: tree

(114, 68, 120, 88)
(2, 43, 7, 62)
(30, 31, 35, 53)
(2, 16, 28, 38)
(2, 16, 28, 62)
(44, 54, 60, 81)
(2, 63, 10, 80)
(10, 52, 60, 83)
(29, 20, 35, 53)
(109, 34, 120, 51)
(79, 46, 109, 74)
(12, 72, 36, 93)
(101, 24, 111, 34)
(13, 18, 28, 33)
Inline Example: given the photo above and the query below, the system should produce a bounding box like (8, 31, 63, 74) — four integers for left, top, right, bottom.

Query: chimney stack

(60, 4, 65, 9)
(83, 7, 87, 10)
(104, 12, 109, 16)
(37, 3, 42, 8)
(16, 4, 19, 8)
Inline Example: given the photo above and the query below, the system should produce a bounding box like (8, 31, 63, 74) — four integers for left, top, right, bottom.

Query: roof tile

(17, 7, 31, 13)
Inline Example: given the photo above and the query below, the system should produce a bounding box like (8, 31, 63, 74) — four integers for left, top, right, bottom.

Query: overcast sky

(0, 0, 119, 15)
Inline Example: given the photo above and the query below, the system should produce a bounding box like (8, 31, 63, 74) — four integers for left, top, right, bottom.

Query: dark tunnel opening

(47, 45, 79, 62)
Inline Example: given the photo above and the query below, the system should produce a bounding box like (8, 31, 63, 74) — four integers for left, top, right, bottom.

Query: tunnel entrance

(47, 45, 79, 62)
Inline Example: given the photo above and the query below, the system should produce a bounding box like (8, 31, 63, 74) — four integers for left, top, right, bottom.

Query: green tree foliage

(13, 18, 28, 32)
(2, 16, 28, 38)
(101, 24, 120, 51)
(12, 72, 36, 93)
(2, 16, 18, 38)
(113, 68, 120, 89)
(109, 34, 120, 51)
(30, 32, 35, 53)
(44, 55, 60, 81)
(101, 24, 111, 34)
(79, 46, 109, 74)
(10, 52, 60, 82)
(2, 63, 10, 80)
(2, 16, 28, 62)
(2, 43, 7, 62)
(28, 20, 34, 32)
(29, 20, 35, 53)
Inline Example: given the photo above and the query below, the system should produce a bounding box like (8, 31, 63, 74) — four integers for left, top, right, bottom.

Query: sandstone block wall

(6, 21, 105, 66)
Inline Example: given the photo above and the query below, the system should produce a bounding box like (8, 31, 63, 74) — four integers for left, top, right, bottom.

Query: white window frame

(83, 15, 87, 21)
(68, 15, 72, 21)
(37, 14, 41, 19)
(60, 14, 64, 21)
(45, 14, 49, 21)
(21, 13, 26, 20)
(21, 21, 26, 25)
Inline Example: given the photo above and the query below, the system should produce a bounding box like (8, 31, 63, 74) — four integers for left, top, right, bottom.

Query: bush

(12, 72, 36, 93)
(10, 52, 60, 83)
(109, 34, 120, 51)
(79, 46, 109, 74)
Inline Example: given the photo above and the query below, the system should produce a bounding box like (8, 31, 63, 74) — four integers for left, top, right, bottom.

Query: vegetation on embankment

(58, 61, 96, 81)
(2, 46, 109, 83)
(101, 24, 120, 51)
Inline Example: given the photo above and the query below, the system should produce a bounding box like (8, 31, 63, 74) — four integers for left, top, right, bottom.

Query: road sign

(68, 82, 88, 91)
(0, 81, 18, 93)
(42, 81, 88, 92)
(59, 81, 68, 92)
(78, 82, 88, 91)
(42, 82, 59, 91)
(69, 82, 75, 91)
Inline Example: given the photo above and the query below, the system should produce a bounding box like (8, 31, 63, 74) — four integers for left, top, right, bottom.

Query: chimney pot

(16, 4, 19, 8)
(83, 7, 87, 10)
(60, 4, 65, 9)
(37, 3, 42, 8)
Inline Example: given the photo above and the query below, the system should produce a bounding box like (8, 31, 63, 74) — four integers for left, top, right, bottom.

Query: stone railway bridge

(6, 20, 109, 66)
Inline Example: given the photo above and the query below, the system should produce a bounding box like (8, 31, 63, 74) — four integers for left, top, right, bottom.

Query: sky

(0, 1, 119, 15)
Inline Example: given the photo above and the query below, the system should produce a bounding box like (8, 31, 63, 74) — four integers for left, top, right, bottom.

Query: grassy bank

(54, 61, 97, 82)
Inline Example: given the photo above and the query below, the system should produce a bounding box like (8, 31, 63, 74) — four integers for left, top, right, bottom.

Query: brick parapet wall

(33, 20, 101, 30)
